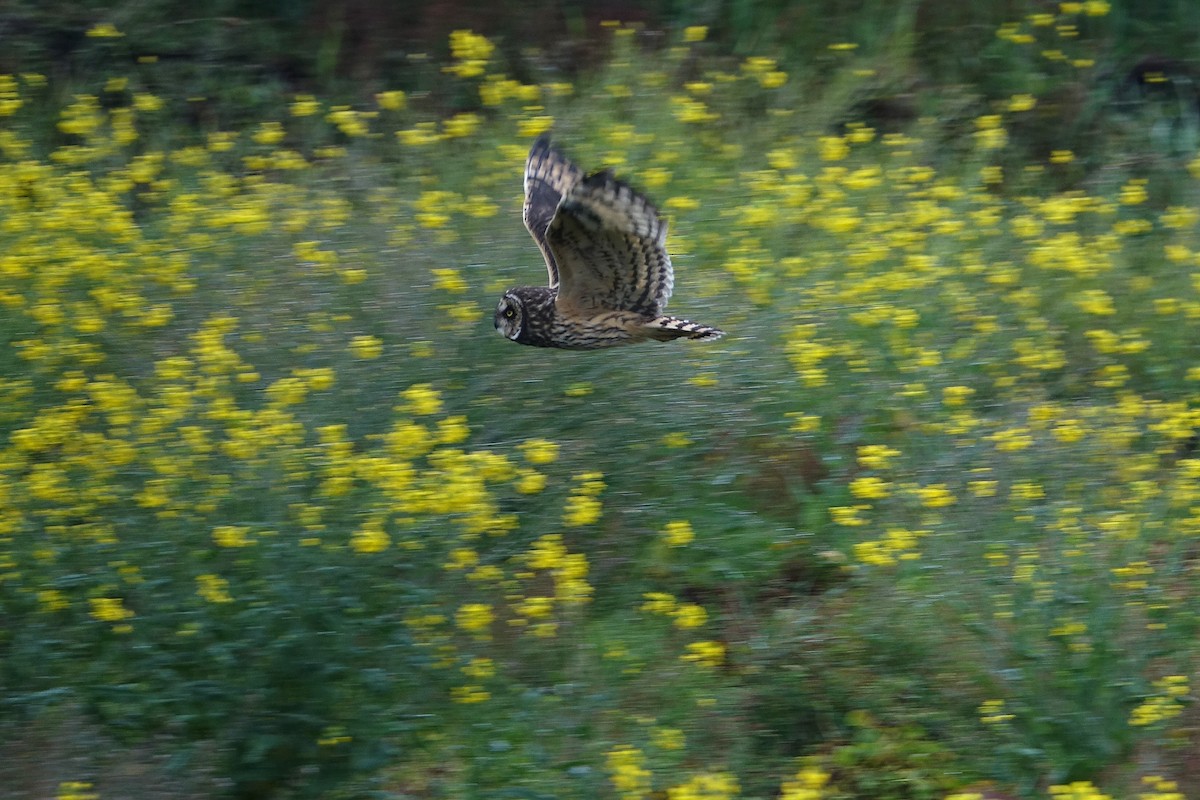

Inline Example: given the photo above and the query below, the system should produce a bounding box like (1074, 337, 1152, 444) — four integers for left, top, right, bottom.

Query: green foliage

(808, 712, 963, 800)
(2, 7, 1200, 800)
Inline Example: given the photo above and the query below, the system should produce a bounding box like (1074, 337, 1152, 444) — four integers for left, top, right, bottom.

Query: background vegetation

(2, 1, 1200, 798)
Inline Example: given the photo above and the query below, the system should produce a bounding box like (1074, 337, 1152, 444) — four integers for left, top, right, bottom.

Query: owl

(494, 134, 725, 349)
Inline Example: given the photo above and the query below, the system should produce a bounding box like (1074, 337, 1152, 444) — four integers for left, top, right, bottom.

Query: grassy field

(2, 8, 1200, 800)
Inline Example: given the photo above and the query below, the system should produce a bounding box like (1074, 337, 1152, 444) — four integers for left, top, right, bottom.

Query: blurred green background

(2, 2, 1199, 799)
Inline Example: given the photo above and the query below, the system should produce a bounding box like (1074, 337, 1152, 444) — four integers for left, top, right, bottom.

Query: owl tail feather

(643, 316, 726, 342)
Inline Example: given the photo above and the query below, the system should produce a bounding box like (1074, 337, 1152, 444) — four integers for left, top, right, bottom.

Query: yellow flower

(1075, 289, 1116, 315)
(819, 136, 849, 161)
(518, 114, 554, 139)
(1119, 179, 1148, 205)
(349, 334, 383, 359)
(671, 95, 718, 124)
(970, 480, 998, 497)
(326, 107, 370, 137)
(1049, 782, 1111, 800)
(662, 432, 692, 448)
(519, 438, 559, 464)
(376, 90, 407, 111)
(857, 444, 900, 469)
(397, 124, 441, 147)
(563, 472, 605, 526)
(57, 782, 100, 800)
(652, 726, 685, 750)
(830, 505, 868, 526)
(444, 547, 478, 570)
(133, 93, 163, 112)
(850, 476, 890, 499)
(516, 596, 554, 618)
(451, 685, 490, 704)
(443, 112, 481, 138)
(682, 640, 725, 668)
(89, 597, 133, 623)
(563, 495, 601, 526)
(213, 525, 252, 547)
(607, 745, 652, 800)
(515, 469, 547, 494)
(1129, 675, 1189, 726)
(38, 589, 69, 612)
(942, 385, 975, 406)
(979, 698, 1015, 723)
(252, 121, 286, 145)
(455, 602, 493, 635)
(673, 602, 708, 629)
(1008, 93, 1037, 112)
(350, 519, 390, 553)
(662, 520, 695, 547)
(789, 413, 822, 433)
(196, 573, 233, 604)
(780, 766, 829, 800)
(461, 657, 494, 680)
(86, 23, 123, 37)
(667, 772, 739, 800)
(915, 483, 956, 508)
(437, 415, 469, 444)
(683, 25, 708, 42)
(401, 383, 442, 415)
(974, 115, 1008, 150)
(445, 30, 494, 78)
(290, 94, 320, 116)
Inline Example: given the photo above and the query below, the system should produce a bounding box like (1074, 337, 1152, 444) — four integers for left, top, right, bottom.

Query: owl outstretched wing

(523, 134, 584, 290)
(544, 169, 675, 317)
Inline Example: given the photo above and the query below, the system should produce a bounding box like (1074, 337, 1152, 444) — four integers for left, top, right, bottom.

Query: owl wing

(544, 170, 674, 317)
(524, 134, 584, 290)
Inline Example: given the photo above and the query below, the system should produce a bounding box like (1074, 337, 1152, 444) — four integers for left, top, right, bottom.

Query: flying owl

(494, 134, 725, 349)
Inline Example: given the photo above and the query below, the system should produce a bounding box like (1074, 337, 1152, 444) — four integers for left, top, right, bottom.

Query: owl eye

(504, 307, 516, 319)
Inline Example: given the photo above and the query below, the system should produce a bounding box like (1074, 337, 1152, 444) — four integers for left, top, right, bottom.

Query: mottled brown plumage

(494, 134, 724, 349)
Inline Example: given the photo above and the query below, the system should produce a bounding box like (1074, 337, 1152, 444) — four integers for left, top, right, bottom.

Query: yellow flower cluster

(608, 744, 652, 800)
(57, 782, 99, 800)
(88, 597, 133, 633)
(524, 533, 593, 608)
(742, 56, 788, 89)
(1139, 775, 1186, 800)
(780, 765, 830, 800)
(681, 640, 725, 668)
(196, 573, 233, 604)
(661, 519, 695, 546)
(1048, 782, 1111, 800)
(564, 471, 605, 526)
(1129, 675, 1189, 726)
(456, 602, 494, 638)
(445, 30, 494, 78)
(667, 771, 739, 800)
(5, 19, 1200, 796)
(979, 699, 1015, 724)
(640, 592, 707, 629)
(853, 527, 926, 567)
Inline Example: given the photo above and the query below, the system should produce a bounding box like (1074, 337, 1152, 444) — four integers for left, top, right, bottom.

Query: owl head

(494, 291, 525, 341)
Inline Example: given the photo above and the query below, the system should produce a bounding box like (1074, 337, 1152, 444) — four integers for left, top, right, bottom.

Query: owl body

(494, 135, 724, 349)
(497, 286, 718, 350)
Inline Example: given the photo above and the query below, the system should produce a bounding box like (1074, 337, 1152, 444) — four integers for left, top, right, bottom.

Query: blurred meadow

(2, 1, 1200, 798)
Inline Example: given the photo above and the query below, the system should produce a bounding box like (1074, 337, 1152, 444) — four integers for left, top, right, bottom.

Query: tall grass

(1, 8, 1199, 800)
